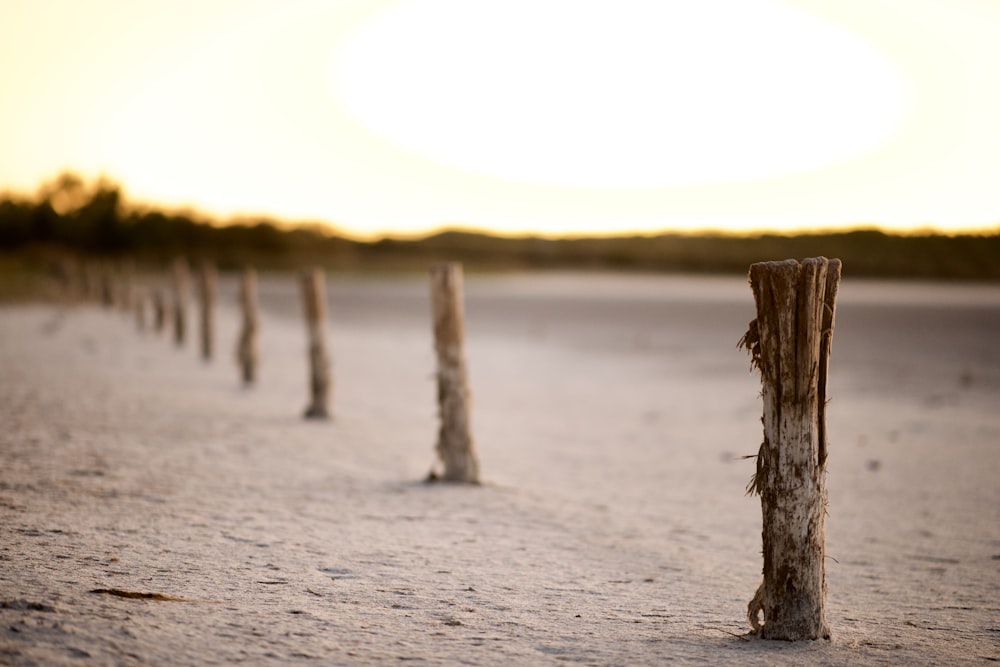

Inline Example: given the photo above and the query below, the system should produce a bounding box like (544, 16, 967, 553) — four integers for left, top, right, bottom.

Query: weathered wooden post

(300, 267, 331, 419)
(428, 262, 480, 484)
(739, 257, 841, 641)
(236, 266, 260, 385)
(171, 258, 190, 347)
(197, 261, 217, 361)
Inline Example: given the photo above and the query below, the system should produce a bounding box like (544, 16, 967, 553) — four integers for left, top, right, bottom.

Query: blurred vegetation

(2, 172, 999, 292)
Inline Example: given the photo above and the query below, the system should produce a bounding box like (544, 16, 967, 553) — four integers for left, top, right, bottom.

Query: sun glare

(332, 0, 909, 189)
(2, 0, 997, 237)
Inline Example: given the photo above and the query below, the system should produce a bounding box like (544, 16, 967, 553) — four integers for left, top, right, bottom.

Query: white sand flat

(1, 272, 997, 665)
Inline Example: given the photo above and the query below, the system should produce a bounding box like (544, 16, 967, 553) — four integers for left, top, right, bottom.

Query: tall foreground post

(429, 263, 480, 484)
(300, 268, 331, 419)
(739, 257, 841, 640)
(172, 258, 191, 347)
(198, 261, 217, 361)
(236, 266, 260, 385)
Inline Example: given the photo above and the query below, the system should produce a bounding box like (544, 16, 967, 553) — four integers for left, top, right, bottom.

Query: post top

(749, 257, 840, 269)
(748, 257, 842, 279)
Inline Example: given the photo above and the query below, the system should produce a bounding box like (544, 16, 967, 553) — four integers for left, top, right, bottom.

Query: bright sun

(331, 0, 909, 189)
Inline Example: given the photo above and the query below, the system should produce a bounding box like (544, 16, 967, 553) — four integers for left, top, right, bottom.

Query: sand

(1, 271, 998, 665)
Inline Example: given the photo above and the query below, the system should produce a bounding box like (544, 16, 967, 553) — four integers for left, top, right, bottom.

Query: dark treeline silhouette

(3, 172, 999, 280)
(0, 173, 357, 270)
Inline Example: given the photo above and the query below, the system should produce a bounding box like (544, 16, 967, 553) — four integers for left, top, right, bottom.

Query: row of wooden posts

(62, 255, 842, 642)
(64, 257, 480, 486)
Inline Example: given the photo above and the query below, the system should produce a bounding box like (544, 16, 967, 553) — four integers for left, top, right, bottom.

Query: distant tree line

(2, 172, 999, 279)
(0, 173, 358, 270)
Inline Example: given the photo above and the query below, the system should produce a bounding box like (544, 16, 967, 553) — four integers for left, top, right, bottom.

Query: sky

(1, 0, 999, 239)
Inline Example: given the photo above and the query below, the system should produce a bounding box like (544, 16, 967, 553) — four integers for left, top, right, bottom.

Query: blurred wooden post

(83, 262, 100, 303)
(69, 260, 82, 301)
(739, 257, 840, 641)
(300, 267, 331, 419)
(100, 262, 114, 308)
(92, 262, 105, 303)
(197, 261, 217, 361)
(172, 258, 190, 347)
(152, 286, 168, 334)
(119, 259, 136, 314)
(236, 266, 260, 385)
(134, 286, 148, 333)
(428, 262, 480, 484)
(53, 257, 75, 302)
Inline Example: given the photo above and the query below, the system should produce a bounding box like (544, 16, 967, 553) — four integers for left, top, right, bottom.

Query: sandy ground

(1, 271, 998, 666)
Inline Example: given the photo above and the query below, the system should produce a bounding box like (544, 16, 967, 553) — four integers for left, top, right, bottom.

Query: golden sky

(1, 0, 999, 239)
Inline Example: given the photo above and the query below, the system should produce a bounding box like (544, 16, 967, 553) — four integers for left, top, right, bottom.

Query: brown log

(171, 258, 190, 347)
(236, 266, 260, 385)
(428, 263, 480, 484)
(740, 257, 841, 640)
(300, 268, 331, 419)
(197, 261, 217, 361)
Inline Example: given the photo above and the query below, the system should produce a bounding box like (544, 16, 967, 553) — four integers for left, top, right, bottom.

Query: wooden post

(300, 268, 331, 419)
(236, 266, 260, 385)
(53, 257, 75, 302)
(134, 286, 148, 333)
(739, 257, 840, 641)
(99, 262, 114, 308)
(197, 261, 217, 361)
(152, 286, 168, 334)
(171, 258, 190, 347)
(82, 262, 99, 303)
(66, 259, 84, 302)
(428, 262, 480, 484)
(90, 262, 105, 303)
(119, 259, 136, 314)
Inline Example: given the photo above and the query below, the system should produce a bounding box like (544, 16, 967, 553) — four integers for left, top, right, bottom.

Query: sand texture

(1, 272, 998, 665)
